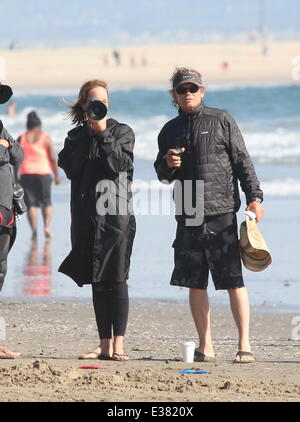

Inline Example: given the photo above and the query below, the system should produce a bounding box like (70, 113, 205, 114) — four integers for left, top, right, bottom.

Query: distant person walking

(17, 111, 61, 239)
(141, 53, 147, 67)
(7, 101, 16, 117)
(112, 50, 121, 66)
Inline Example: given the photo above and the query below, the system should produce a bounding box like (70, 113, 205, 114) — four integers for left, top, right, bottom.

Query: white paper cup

(181, 341, 195, 363)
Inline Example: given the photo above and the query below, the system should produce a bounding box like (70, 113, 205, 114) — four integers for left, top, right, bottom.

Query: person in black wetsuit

(0, 83, 24, 359)
(58, 79, 136, 361)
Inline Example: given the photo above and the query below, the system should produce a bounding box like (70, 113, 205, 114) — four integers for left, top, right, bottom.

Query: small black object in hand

(174, 147, 182, 157)
(13, 185, 27, 215)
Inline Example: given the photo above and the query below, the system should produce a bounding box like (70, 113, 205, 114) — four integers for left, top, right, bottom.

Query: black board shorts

(170, 212, 244, 291)
(20, 174, 52, 208)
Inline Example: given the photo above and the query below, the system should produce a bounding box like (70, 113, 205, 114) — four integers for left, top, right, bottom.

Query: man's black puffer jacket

(154, 103, 263, 217)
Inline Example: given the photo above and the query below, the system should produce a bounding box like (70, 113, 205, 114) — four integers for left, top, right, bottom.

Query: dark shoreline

(1, 295, 299, 314)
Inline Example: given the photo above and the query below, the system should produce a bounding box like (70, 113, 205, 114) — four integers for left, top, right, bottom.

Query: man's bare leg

(228, 287, 254, 362)
(189, 288, 215, 357)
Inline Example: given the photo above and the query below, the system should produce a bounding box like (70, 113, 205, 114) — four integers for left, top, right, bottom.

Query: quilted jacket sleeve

(223, 112, 263, 204)
(154, 127, 180, 184)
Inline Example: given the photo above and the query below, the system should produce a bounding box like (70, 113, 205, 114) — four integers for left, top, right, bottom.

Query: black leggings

(92, 281, 129, 339)
(0, 227, 15, 292)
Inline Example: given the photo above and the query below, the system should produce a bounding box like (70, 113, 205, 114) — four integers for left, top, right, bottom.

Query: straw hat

(239, 211, 272, 272)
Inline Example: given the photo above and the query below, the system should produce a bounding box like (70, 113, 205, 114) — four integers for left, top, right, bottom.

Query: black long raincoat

(58, 119, 136, 287)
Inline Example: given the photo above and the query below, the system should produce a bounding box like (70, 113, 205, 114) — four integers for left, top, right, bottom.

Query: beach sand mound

(0, 300, 299, 402)
(0, 359, 299, 402)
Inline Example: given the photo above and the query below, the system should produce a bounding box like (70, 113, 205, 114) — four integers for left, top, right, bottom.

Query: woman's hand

(86, 115, 107, 133)
(0, 138, 10, 148)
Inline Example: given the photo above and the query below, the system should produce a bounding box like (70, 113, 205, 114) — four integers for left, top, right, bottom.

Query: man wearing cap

(154, 67, 264, 363)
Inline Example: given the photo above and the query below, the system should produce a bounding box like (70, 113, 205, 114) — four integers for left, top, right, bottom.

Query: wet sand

(0, 299, 299, 402)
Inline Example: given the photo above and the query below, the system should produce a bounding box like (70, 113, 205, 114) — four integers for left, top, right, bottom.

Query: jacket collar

(178, 102, 205, 119)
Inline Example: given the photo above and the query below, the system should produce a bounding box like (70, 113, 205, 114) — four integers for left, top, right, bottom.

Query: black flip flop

(98, 354, 113, 361)
(112, 353, 129, 361)
(233, 351, 255, 364)
(194, 350, 216, 362)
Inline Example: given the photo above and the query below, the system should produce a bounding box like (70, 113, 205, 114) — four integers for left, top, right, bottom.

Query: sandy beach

(0, 299, 299, 402)
(0, 39, 299, 404)
(1, 41, 300, 90)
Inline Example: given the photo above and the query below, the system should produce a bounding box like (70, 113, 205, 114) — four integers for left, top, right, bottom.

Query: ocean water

(1, 84, 300, 309)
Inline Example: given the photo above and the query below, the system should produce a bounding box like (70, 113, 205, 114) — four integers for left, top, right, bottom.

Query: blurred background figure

(16, 111, 61, 239)
(7, 101, 16, 117)
(8, 40, 16, 51)
(141, 53, 147, 67)
(22, 238, 52, 296)
(102, 52, 109, 67)
(220, 60, 229, 71)
(262, 46, 269, 56)
(130, 53, 136, 67)
(249, 29, 258, 42)
(112, 49, 121, 65)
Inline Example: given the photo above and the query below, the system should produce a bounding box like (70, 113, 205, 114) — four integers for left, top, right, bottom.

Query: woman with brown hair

(58, 80, 136, 361)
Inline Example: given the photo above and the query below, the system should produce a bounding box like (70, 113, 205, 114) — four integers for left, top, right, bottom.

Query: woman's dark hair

(27, 111, 42, 130)
(69, 79, 108, 126)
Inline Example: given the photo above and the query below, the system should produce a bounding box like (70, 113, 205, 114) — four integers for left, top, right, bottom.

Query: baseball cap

(0, 84, 13, 104)
(239, 214, 272, 272)
(172, 71, 203, 90)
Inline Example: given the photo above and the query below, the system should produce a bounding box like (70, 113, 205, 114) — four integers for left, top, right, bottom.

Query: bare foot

(233, 351, 255, 363)
(44, 227, 52, 239)
(79, 346, 101, 360)
(112, 352, 129, 361)
(0, 346, 21, 359)
(195, 346, 215, 358)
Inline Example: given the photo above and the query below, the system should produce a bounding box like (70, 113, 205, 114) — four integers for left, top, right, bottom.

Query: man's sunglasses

(176, 85, 200, 95)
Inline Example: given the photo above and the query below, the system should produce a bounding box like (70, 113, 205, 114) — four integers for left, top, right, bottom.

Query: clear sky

(1, 0, 299, 47)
